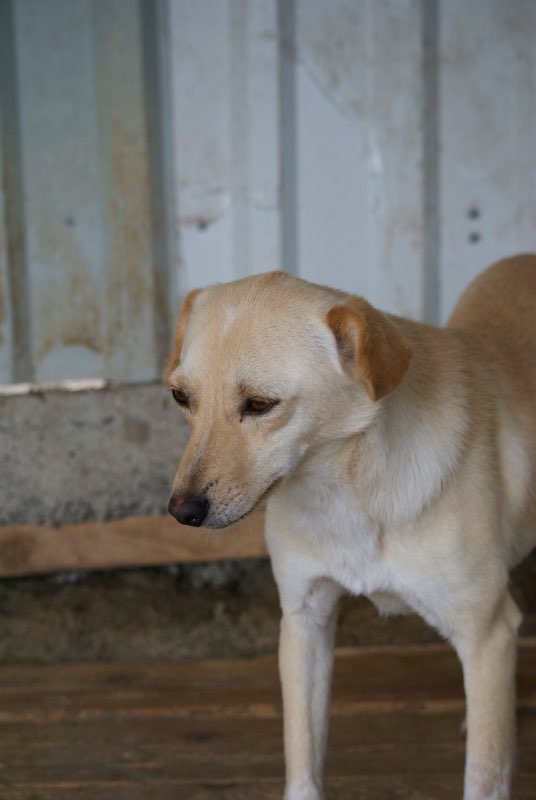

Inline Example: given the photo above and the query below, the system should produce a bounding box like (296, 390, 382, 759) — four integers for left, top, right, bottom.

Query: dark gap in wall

(0, 0, 34, 382)
(422, 0, 441, 324)
(278, 0, 298, 276)
(140, 0, 178, 378)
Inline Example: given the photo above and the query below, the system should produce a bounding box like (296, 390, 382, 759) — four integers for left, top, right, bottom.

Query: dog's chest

(272, 476, 393, 596)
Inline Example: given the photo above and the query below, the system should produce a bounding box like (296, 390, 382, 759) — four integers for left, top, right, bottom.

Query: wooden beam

(0, 512, 267, 577)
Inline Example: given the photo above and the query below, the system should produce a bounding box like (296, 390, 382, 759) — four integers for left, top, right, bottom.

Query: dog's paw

(284, 780, 324, 800)
(284, 793, 324, 800)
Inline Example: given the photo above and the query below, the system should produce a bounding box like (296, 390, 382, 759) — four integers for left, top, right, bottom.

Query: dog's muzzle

(168, 493, 210, 527)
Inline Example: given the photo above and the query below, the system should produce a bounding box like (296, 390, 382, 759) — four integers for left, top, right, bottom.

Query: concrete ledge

(0, 381, 187, 526)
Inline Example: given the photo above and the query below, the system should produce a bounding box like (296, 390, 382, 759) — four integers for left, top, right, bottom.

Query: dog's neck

(349, 389, 466, 524)
(298, 328, 470, 526)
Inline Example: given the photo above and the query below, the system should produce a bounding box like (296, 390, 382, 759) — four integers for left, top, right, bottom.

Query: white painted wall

(438, 0, 536, 320)
(167, 0, 536, 324)
(167, 0, 281, 296)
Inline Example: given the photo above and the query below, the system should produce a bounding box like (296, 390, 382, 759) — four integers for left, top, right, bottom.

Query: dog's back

(448, 254, 536, 558)
(447, 253, 536, 350)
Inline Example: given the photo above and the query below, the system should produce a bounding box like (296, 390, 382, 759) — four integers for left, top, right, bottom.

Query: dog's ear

(326, 297, 412, 401)
(164, 288, 203, 382)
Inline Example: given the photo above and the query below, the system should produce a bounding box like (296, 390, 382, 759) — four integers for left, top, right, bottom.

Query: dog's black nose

(168, 494, 210, 527)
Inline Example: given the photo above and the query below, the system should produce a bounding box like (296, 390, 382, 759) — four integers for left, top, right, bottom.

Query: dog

(165, 254, 536, 800)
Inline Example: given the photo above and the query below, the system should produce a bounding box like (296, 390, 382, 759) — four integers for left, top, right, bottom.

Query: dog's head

(164, 272, 411, 528)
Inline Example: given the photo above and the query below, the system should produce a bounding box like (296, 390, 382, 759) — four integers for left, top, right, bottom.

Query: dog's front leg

(455, 593, 522, 800)
(278, 578, 342, 800)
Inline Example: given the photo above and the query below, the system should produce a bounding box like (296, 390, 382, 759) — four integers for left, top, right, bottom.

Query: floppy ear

(326, 296, 412, 401)
(164, 288, 203, 382)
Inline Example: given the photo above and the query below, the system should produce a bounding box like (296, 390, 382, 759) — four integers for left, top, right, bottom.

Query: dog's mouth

(205, 476, 284, 529)
(254, 476, 284, 510)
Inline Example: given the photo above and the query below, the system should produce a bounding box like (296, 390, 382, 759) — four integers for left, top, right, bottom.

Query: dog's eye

(243, 397, 279, 416)
(172, 388, 189, 408)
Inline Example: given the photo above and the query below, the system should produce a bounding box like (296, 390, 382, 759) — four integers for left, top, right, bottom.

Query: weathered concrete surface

(0, 383, 188, 525)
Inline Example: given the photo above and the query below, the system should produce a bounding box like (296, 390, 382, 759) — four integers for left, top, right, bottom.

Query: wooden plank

(0, 643, 534, 799)
(4, 776, 536, 800)
(3, 715, 536, 782)
(0, 641, 533, 720)
(0, 511, 267, 577)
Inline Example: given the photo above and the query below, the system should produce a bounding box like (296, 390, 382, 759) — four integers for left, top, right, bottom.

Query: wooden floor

(0, 641, 534, 800)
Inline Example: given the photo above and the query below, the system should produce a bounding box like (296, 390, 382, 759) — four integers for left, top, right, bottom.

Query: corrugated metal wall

(1, 0, 535, 385)
(0, 0, 175, 383)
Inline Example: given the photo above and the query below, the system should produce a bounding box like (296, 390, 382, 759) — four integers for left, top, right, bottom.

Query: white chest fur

(264, 436, 471, 637)
(265, 381, 477, 633)
(267, 471, 392, 599)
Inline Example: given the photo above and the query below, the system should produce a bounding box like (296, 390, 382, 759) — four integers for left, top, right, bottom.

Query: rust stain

(34, 217, 103, 364)
(102, 105, 154, 363)
(88, 1, 157, 376)
(33, 4, 156, 378)
(32, 120, 153, 370)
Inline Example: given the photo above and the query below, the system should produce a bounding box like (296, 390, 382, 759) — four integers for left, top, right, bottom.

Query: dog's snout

(168, 493, 210, 527)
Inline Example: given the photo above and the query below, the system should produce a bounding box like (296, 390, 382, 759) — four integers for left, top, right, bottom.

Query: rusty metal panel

(93, 0, 163, 381)
(0, 0, 173, 384)
(15, 0, 106, 381)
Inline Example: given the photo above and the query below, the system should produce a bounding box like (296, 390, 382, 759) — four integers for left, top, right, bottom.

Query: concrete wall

(0, 383, 187, 525)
